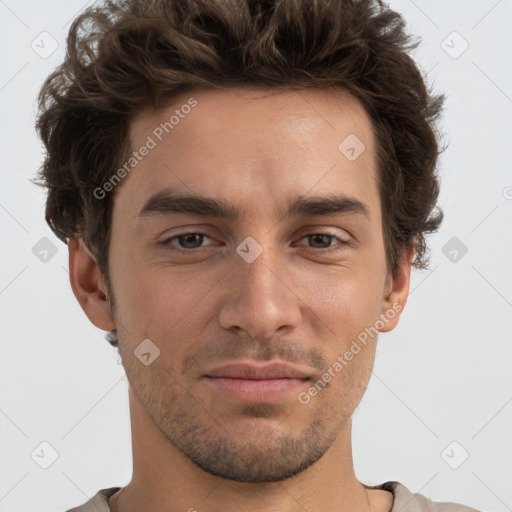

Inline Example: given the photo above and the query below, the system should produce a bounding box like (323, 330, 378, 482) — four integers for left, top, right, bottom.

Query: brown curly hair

(34, 0, 445, 346)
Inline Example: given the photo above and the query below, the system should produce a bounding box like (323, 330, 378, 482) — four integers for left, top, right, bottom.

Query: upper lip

(204, 361, 310, 380)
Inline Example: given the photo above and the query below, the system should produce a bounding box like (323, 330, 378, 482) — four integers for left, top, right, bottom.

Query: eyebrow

(137, 189, 370, 221)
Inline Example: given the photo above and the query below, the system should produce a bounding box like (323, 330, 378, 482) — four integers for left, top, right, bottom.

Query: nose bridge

(243, 248, 283, 298)
(237, 238, 289, 309)
(218, 237, 301, 338)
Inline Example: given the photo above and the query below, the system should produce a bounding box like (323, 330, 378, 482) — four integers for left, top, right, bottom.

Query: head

(35, 0, 444, 483)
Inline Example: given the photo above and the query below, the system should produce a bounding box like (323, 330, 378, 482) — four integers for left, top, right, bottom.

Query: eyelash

(160, 231, 351, 255)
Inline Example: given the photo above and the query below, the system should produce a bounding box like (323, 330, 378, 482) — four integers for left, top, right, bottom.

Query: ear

(67, 238, 116, 331)
(378, 246, 414, 333)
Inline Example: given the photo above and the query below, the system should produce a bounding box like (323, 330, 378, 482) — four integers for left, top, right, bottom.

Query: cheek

(315, 275, 383, 396)
(305, 266, 384, 332)
(111, 259, 218, 345)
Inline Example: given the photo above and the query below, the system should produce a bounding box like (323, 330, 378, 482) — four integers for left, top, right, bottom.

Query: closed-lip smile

(204, 361, 311, 380)
(203, 360, 312, 403)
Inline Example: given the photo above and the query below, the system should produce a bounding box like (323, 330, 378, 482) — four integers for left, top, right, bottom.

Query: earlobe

(378, 247, 414, 333)
(67, 238, 116, 331)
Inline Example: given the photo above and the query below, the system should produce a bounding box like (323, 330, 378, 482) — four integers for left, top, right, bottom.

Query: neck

(110, 386, 384, 512)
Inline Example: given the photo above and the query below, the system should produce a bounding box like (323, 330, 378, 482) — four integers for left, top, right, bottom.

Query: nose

(217, 244, 302, 340)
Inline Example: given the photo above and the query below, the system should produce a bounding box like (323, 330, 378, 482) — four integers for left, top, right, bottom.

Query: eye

(160, 230, 350, 255)
(160, 231, 214, 253)
(294, 232, 351, 252)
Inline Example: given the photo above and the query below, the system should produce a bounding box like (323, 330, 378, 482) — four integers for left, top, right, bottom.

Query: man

(35, 0, 480, 511)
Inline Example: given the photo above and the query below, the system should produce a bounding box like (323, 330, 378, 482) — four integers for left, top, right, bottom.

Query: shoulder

(65, 487, 121, 512)
(380, 481, 482, 512)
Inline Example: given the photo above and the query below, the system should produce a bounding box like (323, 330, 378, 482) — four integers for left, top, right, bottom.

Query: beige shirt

(65, 481, 481, 511)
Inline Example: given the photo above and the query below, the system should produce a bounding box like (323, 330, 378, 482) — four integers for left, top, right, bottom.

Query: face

(92, 86, 407, 482)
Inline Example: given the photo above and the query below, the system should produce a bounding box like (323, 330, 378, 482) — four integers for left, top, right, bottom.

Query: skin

(69, 86, 412, 512)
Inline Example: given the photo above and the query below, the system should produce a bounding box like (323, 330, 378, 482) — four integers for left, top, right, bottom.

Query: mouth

(203, 361, 311, 403)
(203, 376, 309, 402)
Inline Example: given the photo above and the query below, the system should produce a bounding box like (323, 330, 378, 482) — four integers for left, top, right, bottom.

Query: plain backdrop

(1, 1, 511, 511)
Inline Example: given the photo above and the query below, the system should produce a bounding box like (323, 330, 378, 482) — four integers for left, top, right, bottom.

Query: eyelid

(159, 230, 213, 246)
(292, 232, 352, 251)
(159, 228, 353, 254)
(159, 225, 351, 241)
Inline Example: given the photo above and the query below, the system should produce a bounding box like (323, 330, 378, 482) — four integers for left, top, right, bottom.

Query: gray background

(1, 0, 511, 511)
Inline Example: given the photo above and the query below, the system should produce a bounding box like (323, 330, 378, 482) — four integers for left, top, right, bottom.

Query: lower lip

(204, 377, 308, 402)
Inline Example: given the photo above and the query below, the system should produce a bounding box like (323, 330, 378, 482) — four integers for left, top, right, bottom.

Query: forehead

(119, 86, 379, 220)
